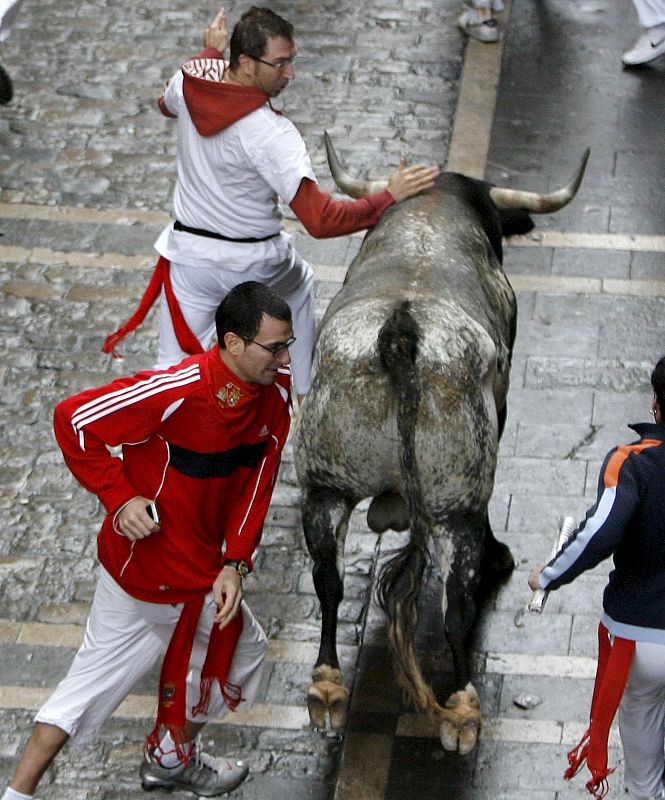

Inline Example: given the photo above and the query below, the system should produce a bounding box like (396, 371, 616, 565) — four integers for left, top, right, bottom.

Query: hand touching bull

(387, 158, 440, 202)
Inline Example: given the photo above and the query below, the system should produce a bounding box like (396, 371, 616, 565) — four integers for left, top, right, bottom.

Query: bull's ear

(489, 148, 590, 213)
(324, 131, 389, 199)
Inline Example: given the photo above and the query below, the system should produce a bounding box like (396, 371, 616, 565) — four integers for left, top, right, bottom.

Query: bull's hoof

(307, 665, 349, 731)
(328, 684, 349, 731)
(438, 684, 481, 756)
(307, 683, 330, 729)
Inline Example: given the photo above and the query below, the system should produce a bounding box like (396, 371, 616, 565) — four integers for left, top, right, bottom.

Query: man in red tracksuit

(2, 282, 294, 800)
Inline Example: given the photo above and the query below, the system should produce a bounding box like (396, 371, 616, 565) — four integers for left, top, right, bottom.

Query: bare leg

(10, 722, 69, 795)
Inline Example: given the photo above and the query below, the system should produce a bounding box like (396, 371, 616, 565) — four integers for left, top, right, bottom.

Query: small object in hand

(146, 502, 160, 524)
(513, 692, 542, 710)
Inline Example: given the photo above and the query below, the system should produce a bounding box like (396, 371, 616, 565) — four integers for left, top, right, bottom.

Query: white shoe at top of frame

(457, 7, 502, 43)
(622, 22, 665, 66)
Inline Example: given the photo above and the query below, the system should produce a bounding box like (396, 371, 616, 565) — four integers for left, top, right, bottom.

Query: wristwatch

(224, 559, 250, 579)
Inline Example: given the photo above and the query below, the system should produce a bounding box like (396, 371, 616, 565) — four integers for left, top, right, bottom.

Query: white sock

(157, 731, 192, 768)
(3, 788, 33, 800)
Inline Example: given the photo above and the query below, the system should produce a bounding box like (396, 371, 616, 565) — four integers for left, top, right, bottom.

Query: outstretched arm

(290, 160, 440, 240)
(532, 449, 641, 593)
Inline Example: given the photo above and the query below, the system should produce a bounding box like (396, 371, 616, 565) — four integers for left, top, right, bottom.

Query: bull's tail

(375, 302, 444, 719)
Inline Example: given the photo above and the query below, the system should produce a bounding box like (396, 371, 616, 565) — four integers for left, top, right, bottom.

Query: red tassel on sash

(564, 622, 635, 799)
(146, 599, 244, 763)
(102, 256, 204, 359)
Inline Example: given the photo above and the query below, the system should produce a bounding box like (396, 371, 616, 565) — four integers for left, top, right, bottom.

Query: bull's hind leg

(301, 486, 355, 731)
(434, 517, 485, 755)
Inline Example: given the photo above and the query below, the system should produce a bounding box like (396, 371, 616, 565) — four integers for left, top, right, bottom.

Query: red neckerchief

(564, 622, 635, 799)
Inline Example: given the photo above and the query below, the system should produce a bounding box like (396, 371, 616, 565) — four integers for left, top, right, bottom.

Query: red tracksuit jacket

(53, 347, 292, 604)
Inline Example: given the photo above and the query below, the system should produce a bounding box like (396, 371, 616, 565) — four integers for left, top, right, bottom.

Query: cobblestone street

(1, 0, 664, 798)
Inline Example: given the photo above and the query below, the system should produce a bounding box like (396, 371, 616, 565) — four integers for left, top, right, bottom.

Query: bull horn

(324, 131, 389, 198)
(489, 148, 590, 213)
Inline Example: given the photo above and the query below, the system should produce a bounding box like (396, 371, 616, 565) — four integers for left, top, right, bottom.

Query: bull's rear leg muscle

(301, 487, 354, 730)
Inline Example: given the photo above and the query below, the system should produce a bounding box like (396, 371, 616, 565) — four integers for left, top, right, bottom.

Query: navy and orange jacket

(53, 347, 292, 605)
(539, 422, 665, 643)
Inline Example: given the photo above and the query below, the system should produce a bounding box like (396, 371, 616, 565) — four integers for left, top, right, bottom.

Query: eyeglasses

(248, 55, 296, 71)
(244, 336, 296, 356)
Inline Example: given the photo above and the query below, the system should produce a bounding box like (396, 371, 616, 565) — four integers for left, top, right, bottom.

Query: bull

(293, 134, 589, 754)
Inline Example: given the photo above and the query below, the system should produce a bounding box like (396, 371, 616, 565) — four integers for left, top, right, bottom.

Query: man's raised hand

(204, 6, 228, 52)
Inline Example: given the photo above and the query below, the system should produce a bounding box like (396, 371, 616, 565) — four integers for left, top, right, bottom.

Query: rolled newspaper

(528, 516, 577, 613)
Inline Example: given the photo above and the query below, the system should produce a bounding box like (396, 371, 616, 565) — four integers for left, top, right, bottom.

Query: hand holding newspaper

(528, 516, 576, 613)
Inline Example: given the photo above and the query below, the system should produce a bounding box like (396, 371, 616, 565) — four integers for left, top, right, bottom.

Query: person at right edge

(528, 356, 665, 800)
(103, 6, 440, 400)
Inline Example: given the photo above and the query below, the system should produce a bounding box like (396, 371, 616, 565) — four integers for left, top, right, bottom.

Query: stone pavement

(0, 0, 664, 798)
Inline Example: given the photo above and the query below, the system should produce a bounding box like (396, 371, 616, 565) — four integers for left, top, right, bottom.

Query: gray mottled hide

(294, 173, 516, 522)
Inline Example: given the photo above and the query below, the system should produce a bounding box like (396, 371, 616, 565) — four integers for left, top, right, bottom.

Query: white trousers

(155, 252, 315, 395)
(619, 640, 665, 800)
(632, 0, 665, 28)
(35, 568, 268, 747)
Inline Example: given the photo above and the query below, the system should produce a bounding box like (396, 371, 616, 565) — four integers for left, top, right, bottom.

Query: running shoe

(622, 23, 665, 66)
(139, 742, 249, 797)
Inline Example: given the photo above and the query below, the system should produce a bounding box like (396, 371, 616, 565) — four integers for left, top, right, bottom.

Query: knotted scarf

(145, 595, 244, 762)
(564, 621, 635, 799)
(102, 256, 203, 359)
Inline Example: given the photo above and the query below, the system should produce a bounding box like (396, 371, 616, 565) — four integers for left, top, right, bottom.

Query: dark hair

(215, 281, 292, 348)
(229, 6, 294, 70)
(651, 356, 665, 412)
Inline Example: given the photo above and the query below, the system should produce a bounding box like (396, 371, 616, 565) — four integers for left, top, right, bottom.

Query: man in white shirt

(105, 6, 439, 397)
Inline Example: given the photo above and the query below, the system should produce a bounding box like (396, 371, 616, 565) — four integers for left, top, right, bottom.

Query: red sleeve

(289, 177, 394, 239)
(54, 393, 140, 516)
(53, 366, 201, 515)
(158, 96, 177, 118)
(222, 376, 292, 569)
